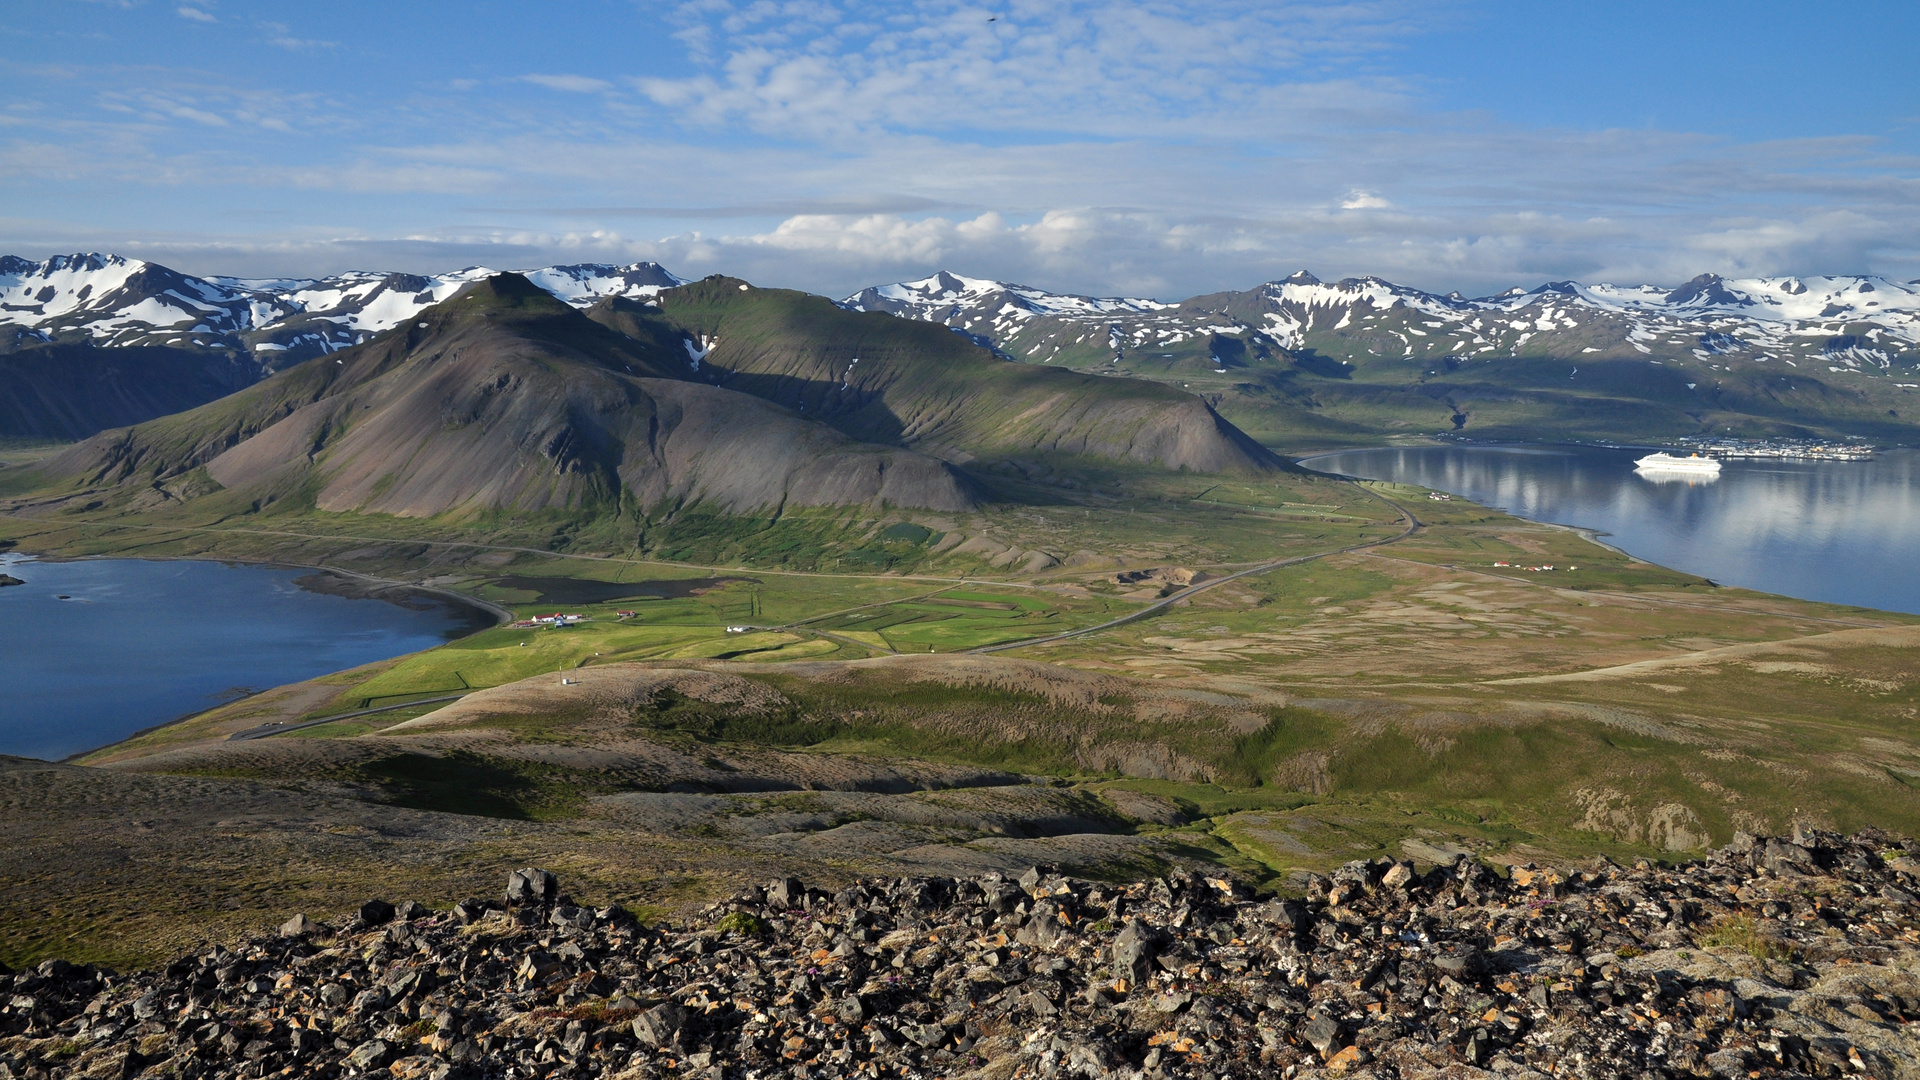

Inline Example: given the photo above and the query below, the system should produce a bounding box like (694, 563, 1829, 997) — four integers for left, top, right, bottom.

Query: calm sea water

(0, 557, 491, 760)
(1306, 445, 1920, 616)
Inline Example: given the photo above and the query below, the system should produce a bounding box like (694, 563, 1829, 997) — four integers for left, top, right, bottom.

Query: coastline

(1295, 443, 1920, 616)
(292, 563, 515, 629)
(2, 553, 514, 763)
(3, 550, 514, 630)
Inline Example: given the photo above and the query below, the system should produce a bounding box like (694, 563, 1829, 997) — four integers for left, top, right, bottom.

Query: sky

(2, 0, 1917, 299)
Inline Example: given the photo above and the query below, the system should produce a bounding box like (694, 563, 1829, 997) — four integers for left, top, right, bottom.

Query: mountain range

(845, 269, 1920, 367)
(847, 270, 1920, 445)
(11, 271, 1277, 528)
(0, 253, 683, 366)
(6, 252, 1920, 448)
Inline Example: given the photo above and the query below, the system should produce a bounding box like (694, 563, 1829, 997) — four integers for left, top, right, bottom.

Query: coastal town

(1672, 437, 1876, 461)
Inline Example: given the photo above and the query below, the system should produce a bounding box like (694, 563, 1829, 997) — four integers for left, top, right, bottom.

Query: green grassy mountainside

(586, 278, 1282, 474)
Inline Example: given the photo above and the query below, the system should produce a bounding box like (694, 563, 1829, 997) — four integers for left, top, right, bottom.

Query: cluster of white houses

(510, 613, 589, 629)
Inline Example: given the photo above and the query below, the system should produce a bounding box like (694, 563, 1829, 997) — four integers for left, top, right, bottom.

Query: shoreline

(1, 553, 515, 764)
(1294, 442, 1919, 616)
(3, 550, 514, 630)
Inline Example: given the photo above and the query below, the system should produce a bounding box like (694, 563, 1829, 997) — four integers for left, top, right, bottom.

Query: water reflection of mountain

(1307, 446, 1920, 615)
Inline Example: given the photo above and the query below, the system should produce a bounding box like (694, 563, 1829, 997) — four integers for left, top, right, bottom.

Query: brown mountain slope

(585, 279, 1285, 474)
(27, 275, 977, 516)
(0, 341, 255, 443)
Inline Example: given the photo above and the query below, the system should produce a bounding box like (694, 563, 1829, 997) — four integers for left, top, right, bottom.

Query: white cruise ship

(1634, 452, 1722, 474)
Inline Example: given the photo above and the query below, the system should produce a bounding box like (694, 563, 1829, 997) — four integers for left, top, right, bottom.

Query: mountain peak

(1282, 270, 1321, 286)
(1664, 273, 1751, 307)
(1530, 280, 1581, 296)
(450, 272, 574, 313)
(43, 252, 124, 274)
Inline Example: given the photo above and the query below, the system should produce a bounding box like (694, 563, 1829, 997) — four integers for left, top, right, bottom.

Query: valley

(1, 265, 1917, 985)
(5, 464, 1918, 970)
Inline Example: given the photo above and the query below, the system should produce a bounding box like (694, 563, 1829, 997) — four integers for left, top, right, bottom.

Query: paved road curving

(228, 695, 468, 740)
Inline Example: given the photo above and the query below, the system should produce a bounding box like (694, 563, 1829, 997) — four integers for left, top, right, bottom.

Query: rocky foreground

(7, 830, 1920, 1080)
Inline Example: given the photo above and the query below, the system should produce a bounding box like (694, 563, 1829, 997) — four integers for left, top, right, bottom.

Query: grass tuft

(1697, 915, 1798, 962)
(713, 911, 765, 936)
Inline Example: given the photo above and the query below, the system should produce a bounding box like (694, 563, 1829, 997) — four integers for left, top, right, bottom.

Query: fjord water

(0, 558, 491, 760)
(1307, 445, 1920, 616)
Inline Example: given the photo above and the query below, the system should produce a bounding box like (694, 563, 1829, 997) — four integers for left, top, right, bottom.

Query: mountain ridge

(0, 253, 684, 368)
(24, 274, 980, 519)
(11, 250, 1920, 449)
(844, 268, 1920, 366)
(846, 269, 1920, 445)
(584, 278, 1283, 477)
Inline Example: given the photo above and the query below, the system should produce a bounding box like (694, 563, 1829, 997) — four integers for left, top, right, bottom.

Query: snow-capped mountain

(0, 254, 683, 367)
(845, 271, 1170, 321)
(843, 272, 1172, 353)
(847, 269, 1920, 378)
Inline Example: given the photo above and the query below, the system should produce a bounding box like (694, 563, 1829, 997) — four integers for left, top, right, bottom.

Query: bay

(0, 557, 495, 760)
(1305, 444, 1920, 616)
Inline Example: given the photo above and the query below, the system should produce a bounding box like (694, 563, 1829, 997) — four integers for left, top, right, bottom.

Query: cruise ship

(1634, 452, 1722, 474)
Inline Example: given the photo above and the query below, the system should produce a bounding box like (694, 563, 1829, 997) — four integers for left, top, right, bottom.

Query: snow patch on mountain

(847, 266, 1920, 373)
(0, 254, 685, 365)
(845, 271, 1172, 320)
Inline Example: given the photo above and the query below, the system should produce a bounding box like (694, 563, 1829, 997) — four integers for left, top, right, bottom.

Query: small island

(0, 574, 23, 587)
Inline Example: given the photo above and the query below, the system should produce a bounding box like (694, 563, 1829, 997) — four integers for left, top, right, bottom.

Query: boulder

(767, 876, 806, 910)
(505, 868, 557, 906)
(632, 1002, 687, 1048)
(345, 1039, 390, 1070)
(1111, 919, 1166, 984)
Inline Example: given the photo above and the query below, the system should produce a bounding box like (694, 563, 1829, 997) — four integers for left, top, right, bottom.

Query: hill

(0, 253, 689, 443)
(19, 274, 977, 518)
(586, 277, 1283, 475)
(848, 270, 1920, 447)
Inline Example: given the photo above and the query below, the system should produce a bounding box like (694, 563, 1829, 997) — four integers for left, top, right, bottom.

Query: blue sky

(3, 0, 1916, 297)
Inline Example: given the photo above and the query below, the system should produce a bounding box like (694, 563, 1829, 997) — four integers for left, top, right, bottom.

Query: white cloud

(635, 1, 1427, 140)
(268, 35, 339, 51)
(1341, 190, 1391, 210)
(520, 74, 616, 94)
(165, 103, 228, 127)
(7, 189, 1914, 301)
(255, 21, 337, 51)
(176, 7, 216, 22)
